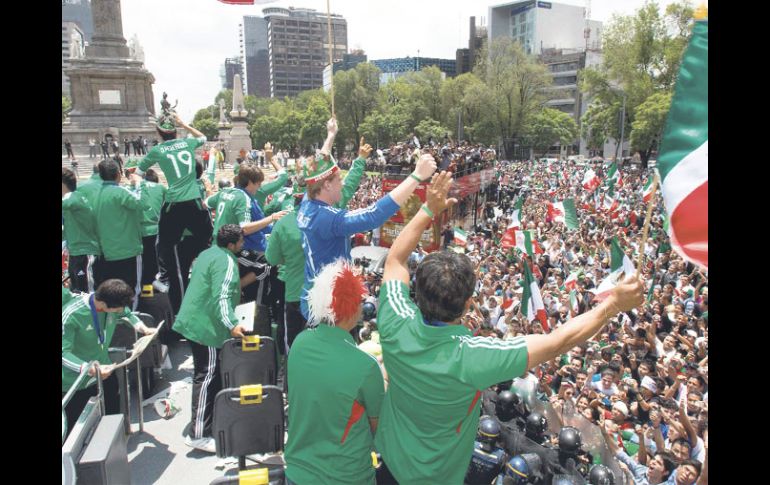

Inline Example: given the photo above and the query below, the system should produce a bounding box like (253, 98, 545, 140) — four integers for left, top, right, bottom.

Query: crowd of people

(62, 108, 707, 484)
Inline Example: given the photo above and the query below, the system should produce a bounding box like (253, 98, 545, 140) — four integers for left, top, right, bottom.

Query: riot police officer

(465, 416, 507, 485)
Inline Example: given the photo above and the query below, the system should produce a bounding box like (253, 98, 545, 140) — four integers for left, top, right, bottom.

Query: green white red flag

(454, 227, 467, 246)
(657, 17, 708, 269)
(642, 176, 655, 203)
(548, 199, 579, 230)
(582, 169, 601, 192)
(569, 289, 580, 316)
(605, 161, 624, 189)
(602, 187, 619, 214)
(590, 237, 635, 301)
(501, 196, 524, 249)
(522, 263, 549, 331)
(515, 230, 543, 258)
(565, 270, 583, 291)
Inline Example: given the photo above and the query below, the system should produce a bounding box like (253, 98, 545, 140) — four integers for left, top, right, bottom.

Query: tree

(441, 72, 484, 140)
(192, 118, 219, 141)
(251, 115, 280, 149)
(300, 94, 331, 149)
(580, 1, 694, 164)
(523, 108, 579, 158)
(193, 106, 217, 126)
(414, 118, 448, 144)
(359, 110, 409, 149)
(630, 91, 672, 163)
(580, 100, 623, 155)
(334, 63, 381, 150)
(474, 37, 552, 158)
(62, 95, 71, 122)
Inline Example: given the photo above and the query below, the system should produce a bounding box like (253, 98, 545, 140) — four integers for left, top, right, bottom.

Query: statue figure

(218, 98, 228, 126)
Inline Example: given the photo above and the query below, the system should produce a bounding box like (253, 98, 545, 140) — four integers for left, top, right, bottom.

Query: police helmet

(525, 412, 547, 439)
(558, 427, 582, 455)
(495, 390, 520, 421)
(588, 464, 615, 485)
(362, 301, 376, 321)
(478, 416, 501, 444)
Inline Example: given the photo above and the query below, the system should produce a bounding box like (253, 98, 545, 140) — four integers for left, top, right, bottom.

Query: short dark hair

(656, 450, 677, 477)
(414, 251, 475, 322)
(62, 167, 77, 192)
(144, 168, 159, 183)
(195, 160, 204, 179)
(680, 458, 702, 476)
(236, 163, 265, 188)
(671, 437, 692, 452)
(98, 158, 120, 181)
(95, 279, 134, 308)
(217, 224, 243, 248)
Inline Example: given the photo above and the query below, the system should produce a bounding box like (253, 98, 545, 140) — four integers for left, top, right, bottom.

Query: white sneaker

(152, 279, 169, 293)
(184, 435, 216, 453)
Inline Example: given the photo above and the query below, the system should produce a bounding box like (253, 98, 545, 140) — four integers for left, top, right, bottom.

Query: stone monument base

(226, 121, 252, 163)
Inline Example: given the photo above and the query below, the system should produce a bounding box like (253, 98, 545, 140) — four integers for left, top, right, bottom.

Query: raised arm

(383, 171, 456, 285)
(320, 117, 337, 158)
(525, 276, 644, 370)
(336, 137, 371, 209)
(174, 113, 205, 140)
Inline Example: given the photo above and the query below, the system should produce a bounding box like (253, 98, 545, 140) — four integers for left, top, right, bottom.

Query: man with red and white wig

(284, 259, 384, 484)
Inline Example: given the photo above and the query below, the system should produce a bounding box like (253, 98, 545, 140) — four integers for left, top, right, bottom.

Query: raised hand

(426, 171, 458, 216)
(359, 137, 373, 158)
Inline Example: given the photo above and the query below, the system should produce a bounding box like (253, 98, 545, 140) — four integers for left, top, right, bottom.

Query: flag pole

(326, 0, 335, 117)
(636, 171, 659, 275)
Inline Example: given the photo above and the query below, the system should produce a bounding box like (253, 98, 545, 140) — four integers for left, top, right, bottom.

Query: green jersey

(94, 182, 145, 261)
(337, 157, 366, 209)
(263, 187, 295, 215)
(374, 280, 529, 484)
(254, 169, 288, 208)
(62, 293, 142, 392)
(138, 136, 206, 203)
(76, 173, 103, 206)
(173, 245, 240, 348)
(285, 325, 384, 485)
(62, 191, 100, 256)
(138, 181, 167, 237)
(62, 286, 75, 308)
(265, 211, 304, 302)
(205, 188, 252, 238)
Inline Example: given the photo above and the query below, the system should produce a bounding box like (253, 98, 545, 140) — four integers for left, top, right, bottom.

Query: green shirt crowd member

(62, 187, 100, 258)
(94, 173, 145, 262)
(374, 171, 645, 484)
(205, 187, 251, 237)
(173, 227, 248, 349)
(252, 143, 288, 208)
(137, 178, 167, 238)
(62, 280, 154, 393)
(265, 201, 304, 304)
(285, 260, 384, 485)
(77, 169, 103, 206)
(136, 134, 206, 203)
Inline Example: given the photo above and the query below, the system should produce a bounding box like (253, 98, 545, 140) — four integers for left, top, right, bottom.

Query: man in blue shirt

(297, 118, 437, 321)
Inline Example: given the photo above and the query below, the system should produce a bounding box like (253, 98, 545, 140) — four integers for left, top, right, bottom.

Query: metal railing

(62, 360, 104, 443)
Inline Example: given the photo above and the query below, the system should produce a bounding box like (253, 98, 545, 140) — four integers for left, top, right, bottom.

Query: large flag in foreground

(657, 14, 708, 269)
(590, 237, 635, 301)
(522, 263, 548, 331)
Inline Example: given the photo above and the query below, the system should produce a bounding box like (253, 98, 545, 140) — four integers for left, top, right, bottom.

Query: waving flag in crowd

(548, 199, 579, 230)
(642, 176, 655, 203)
(522, 262, 548, 331)
(501, 196, 524, 249)
(590, 237, 635, 301)
(582, 168, 601, 192)
(454, 227, 467, 246)
(515, 230, 543, 258)
(565, 270, 583, 291)
(605, 161, 624, 189)
(602, 187, 619, 215)
(657, 14, 708, 269)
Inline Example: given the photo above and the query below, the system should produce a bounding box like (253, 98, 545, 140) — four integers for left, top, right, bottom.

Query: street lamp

(609, 81, 626, 162)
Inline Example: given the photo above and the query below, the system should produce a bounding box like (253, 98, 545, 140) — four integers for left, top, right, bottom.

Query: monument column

(85, 0, 130, 59)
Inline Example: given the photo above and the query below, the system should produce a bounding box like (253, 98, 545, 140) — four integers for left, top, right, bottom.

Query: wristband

(410, 173, 423, 183)
(420, 204, 434, 218)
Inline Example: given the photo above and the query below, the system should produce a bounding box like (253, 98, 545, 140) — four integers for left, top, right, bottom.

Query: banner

(379, 178, 442, 251)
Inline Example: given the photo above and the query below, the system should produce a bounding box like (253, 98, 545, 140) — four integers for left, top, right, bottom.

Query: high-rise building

(240, 16, 270, 97)
(62, 22, 85, 96)
(62, 0, 93, 42)
(456, 16, 487, 75)
(371, 57, 456, 84)
(488, 1, 601, 55)
(241, 7, 348, 98)
(221, 57, 244, 90)
(263, 7, 347, 98)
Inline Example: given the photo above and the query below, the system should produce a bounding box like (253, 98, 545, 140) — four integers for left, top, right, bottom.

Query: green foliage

(192, 118, 219, 141)
(523, 108, 579, 157)
(333, 63, 381, 149)
(62, 95, 71, 122)
(414, 118, 448, 143)
(629, 91, 672, 157)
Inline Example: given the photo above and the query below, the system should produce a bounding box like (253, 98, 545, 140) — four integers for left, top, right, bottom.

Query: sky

(115, 0, 689, 121)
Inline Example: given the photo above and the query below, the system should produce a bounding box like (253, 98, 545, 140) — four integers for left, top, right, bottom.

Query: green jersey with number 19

(138, 136, 206, 203)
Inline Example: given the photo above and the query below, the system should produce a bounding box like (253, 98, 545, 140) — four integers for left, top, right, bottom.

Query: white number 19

(166, 151, 193, 178)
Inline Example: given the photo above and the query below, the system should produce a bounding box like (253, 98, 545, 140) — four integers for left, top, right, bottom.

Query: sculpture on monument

(154, 92, 179, 135)
(218, 98, 229, 127)
(229, 74, 249, 120)
(225, 74, 251, 161)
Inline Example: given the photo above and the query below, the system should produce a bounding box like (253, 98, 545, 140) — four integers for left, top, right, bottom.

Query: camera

(354, 257, 371, 269)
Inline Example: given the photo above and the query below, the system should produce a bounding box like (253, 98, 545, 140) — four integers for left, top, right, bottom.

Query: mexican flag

(565, 270, 583, 291)
(602, 188, 619, 214)
(522, 263, 549, 331)
(657, 17, 708, 269)
(454, 227, 467, 246)
(516, 230, 543, 257)
(582, 169, 601, 192)
(590, 237, 636, 301)
(642, 176, 655, 203)
(548, 199, 579, 230)
(501, 197, 524, 249)
(605, 161, 624, 189)
(569, 289, 580, 316)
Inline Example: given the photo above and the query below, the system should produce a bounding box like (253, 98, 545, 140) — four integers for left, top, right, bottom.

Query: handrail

(62, 360, 104, 442)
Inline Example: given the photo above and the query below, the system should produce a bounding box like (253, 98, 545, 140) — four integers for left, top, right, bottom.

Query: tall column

(85, 0, 130, 59)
